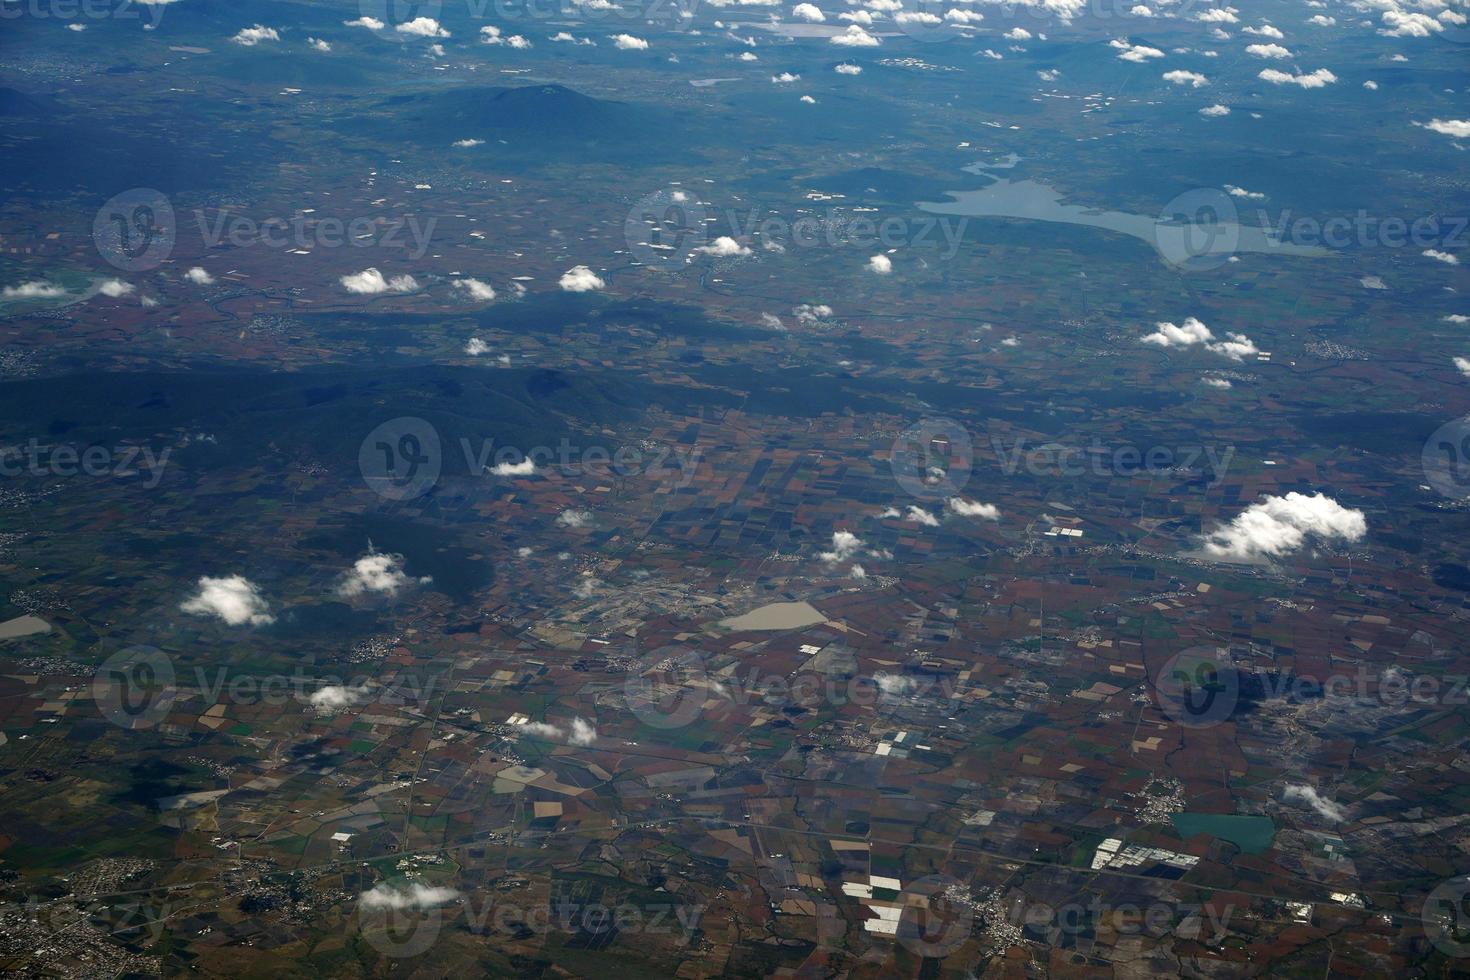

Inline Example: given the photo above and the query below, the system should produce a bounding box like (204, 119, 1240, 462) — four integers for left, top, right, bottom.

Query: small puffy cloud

(697, 236, 752, 257)
(874, 673, 916, 695)
(1226, 184, 1265, 200)
(1109, 39, 1164, 62)
(819, 530, 863, 563)
(771, 71, 801, 83)
(897, 11, 943, 26)
(1424, 119, 1470, 138)
(360, 884, 460, 911)
(1454, 356, 1470, 378)
(1140, 318, 1257, 361)
(1245, 42, 1292, 58)
(185, 267, 214, 285)
(739, 50, 758, 60)
(1199, 103, 1231, 117)
(340, 268, 418, 294)
(612, 33, 649, 49)
(905, 505, 939, 526)
(489, 457, 537, 476)
(1195, 7, 1238, 23)
(465, 337, 490, 356)
(231, 24, 280, 46)
(180, 575, 275, 626)
(1004, 27, 1032, 39)
(308, 37, 331, 52)
(1163, 70, 1209, 88)
(454, 138, 485, 147)
(1203, 492, 1366, 562)
(3, 281, 66, 299)
(310, 683, 370, 711)
(1363, 80, 1378, 90)
(453, 277, 496, 300)
(567, 717, 597, 746)
(867, 254, 892, 274)
(1444, 314, 1470, 324)
(1283, 784, 1346, 823)
(559, 265, 605, 292)
(1426, 249, 1460, 265)
(949, 497, 1000, 520)
(839, 9, 873, 24)
(1380, 9, 1443, 36)
(97, 279, 135, 297)
(480, 26, 530, 46)
(337, 552, 426, 597)
(831, 25, 880, 45)
(835, 63, 862, 74)
(1130, 3, 1153, 14)
(792, 2, 825, 20)
(1308, 14, 1335, 26)
(397, 16, 449, 37)
(1258, 67, 1336, 88)
(1242, 23, 1283, 38)
(344, 16, 384, 29)
(557, 508, 593, 528)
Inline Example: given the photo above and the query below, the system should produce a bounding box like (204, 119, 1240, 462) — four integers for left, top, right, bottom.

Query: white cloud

(1258, 67, 1336, 88)
(181, 575, 275, 626)
(339, 268, 418, 294)
(480, 26, 529, 46)
(1242, 23, 1283, 38)
(557, 508, 593, 528)
(839, 10, 874, 24)
(906, 505, 940, 526)
(771, 71, 801, 83)
(1381, 9, 1442, 36)
(337, 552, 426, 597)
(397, 16, 449, 37)
(454, 138, 485, 147)
(612, 33, 649, 49)
(867, 254, 892, 274)
(1201, 375, 1232, 388)
(344, 16, 384, 29)
(1445, 314, 1470, 324)
(1203, 492, 1366, 562)
(310, 683, 370, 711)
(490, 457, 538, 476)
(1199, 103, 1231, 117)
(1226, 184, 1265, 200)
(308, 37, 331, 52)
(453, 277, 496, 300)
(1140, 318, 1257, 361)
(946, 8, 984, 23)
(231, 25, 280, 46)
(98, 279, 135, 297)
(1245, 42, 1292, 58)
(949, 497, 1000, 520)
(831, 25, 880, 45)
(1363, 79, 1378, 90)
(835, 63, 863, 74)
(1283, 784, 1345, 822)
(897, 11, 943, 25)
(185, 267, 214, 285)
(1426, 249, 1460, 265)
(1454, 356, 1470, 378)
(1109, 39, 1164, 62)
(1163, 70, 1209, 88)
(1424, 119, 1470, 138)
(1004, 27, 1032, 39)
(567, 717, 597, 745)
(792, 2, 826, 20)
(874, 673, 915, 695)
(696, 236, 752, 256)
(1195, 7, 1238, 23)
(1308, 14, 1335, 26)
(819, 530, 863, 563)
(360, 884, 460, 911)
(2, 281, 65, 299)
(559, 265, 605, 292)
(465, 337, 490, 356)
